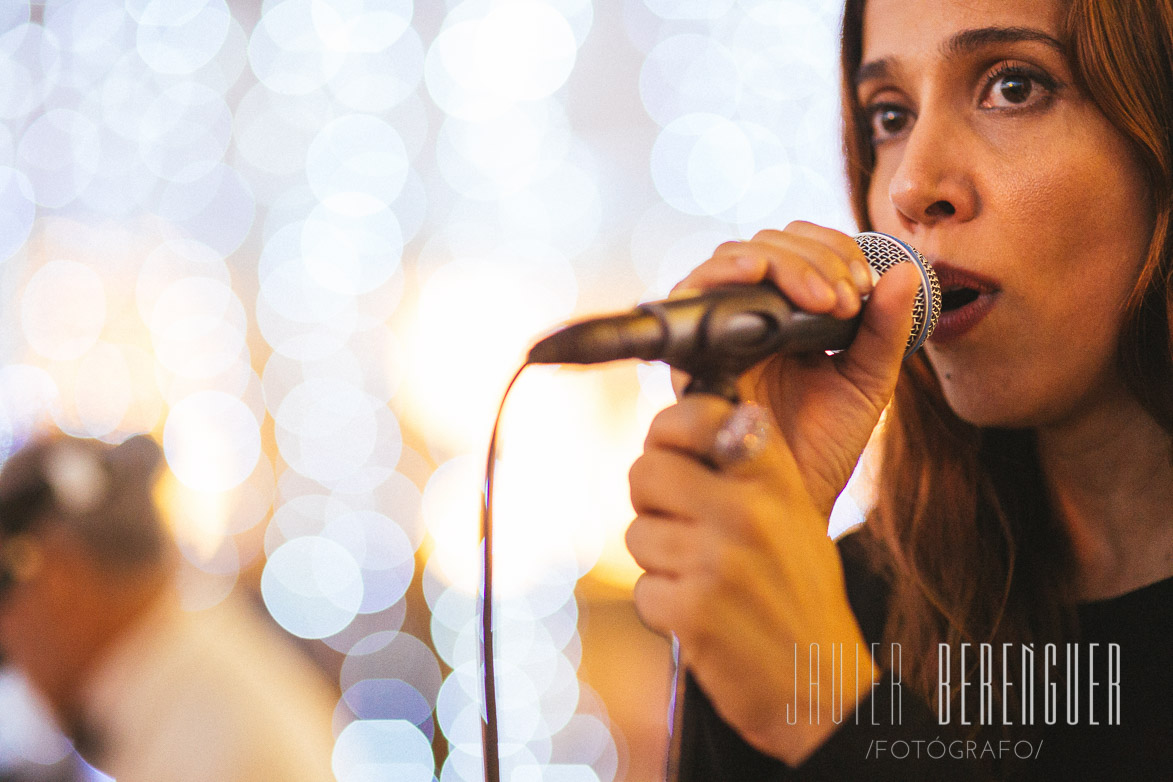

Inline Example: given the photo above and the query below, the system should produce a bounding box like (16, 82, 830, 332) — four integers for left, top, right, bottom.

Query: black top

(678, 535, 1173, 781)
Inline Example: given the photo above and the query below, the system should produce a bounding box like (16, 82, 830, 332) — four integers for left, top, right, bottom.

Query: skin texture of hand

(671, 222, 921, 516)
(627, 222, 920, 764)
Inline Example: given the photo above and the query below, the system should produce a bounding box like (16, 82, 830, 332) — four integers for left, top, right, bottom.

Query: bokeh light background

(0, 0, 857, 780)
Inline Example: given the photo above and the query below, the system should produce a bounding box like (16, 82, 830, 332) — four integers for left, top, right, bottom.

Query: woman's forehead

(861, 0, 1065, 60)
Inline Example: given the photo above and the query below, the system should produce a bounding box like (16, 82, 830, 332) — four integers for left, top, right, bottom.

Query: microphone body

(528, 281, 855, 367)
(527, 232, 940, 399)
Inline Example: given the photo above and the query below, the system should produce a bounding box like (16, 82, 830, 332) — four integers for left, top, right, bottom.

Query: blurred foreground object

(0, 432, 337, 782)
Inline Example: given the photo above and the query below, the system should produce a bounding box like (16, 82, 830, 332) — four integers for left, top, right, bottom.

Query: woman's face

(860, 0, 1153, 429)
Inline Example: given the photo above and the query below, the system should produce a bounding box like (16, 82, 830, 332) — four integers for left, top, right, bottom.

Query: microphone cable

(479, 362, 528, 782)
(478, 361, 703, 782)
(478, 363, 733, 782)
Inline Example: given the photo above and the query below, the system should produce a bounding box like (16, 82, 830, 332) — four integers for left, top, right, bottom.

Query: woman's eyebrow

(855, 57, 896, 86)
(855, 26, 1064, 87)
(944, 25, 1064, 57)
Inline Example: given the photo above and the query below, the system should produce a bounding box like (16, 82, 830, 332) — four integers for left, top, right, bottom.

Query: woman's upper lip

(928, 261, 1001, 293)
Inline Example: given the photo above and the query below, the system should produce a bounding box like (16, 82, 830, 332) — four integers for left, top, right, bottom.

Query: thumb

(834, 261, 922, 408)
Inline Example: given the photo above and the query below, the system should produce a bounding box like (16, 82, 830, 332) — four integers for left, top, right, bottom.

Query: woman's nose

(887, 109, 978, 230)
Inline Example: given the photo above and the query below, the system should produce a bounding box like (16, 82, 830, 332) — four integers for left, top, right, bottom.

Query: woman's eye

(996, 74, 1032, 103)
(868, 104, 912, 143)
(980, 66, 1055, 110)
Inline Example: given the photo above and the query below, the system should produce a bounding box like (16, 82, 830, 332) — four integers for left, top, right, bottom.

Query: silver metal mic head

(854, 231, 941, 358)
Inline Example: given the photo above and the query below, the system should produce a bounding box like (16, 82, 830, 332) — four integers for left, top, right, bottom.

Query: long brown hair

(839, 0, 1173, 709)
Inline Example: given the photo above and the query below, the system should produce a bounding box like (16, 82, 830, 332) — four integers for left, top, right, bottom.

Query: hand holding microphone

(533, 222, 938, 517)
(529, 228, 938, 405)
(617, 223, 934, 766)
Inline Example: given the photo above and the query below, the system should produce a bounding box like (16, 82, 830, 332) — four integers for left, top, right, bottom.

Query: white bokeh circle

(163, 390, 261, 492)
(261, 535, 364, 639)
(333, 720, 434, 782)
(21, 260, 107, 361)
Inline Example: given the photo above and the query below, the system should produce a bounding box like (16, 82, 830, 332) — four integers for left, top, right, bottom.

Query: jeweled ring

(710, 402, 769, 466)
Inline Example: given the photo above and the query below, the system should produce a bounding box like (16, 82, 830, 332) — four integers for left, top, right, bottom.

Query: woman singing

(625, 0, 1173, 778)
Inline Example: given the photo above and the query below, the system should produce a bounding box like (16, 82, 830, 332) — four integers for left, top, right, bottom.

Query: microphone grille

(854, 231, 941, 357)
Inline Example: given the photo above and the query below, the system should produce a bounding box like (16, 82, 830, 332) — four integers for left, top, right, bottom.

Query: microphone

(526, 232, 941, 399)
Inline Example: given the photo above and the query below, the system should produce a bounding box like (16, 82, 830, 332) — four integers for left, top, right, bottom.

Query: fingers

(631, 571, 680, 637)
(630, 547, 753, 640)
(629, 447, 716, 517)
(625, 513, 693, 577)
(640, 394, 801, 480)
(668, 222, 879, 398)
(629, 399, 767, 524)
(757, 222, 874, 308)
(630, 396, 813, 558)
(674, 222, 872, 320)
(833, 260, 921, 407)
(642, 393, 734, 461)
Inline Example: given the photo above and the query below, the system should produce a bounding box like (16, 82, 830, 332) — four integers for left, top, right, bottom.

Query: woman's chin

(935, 376, 1044, 430)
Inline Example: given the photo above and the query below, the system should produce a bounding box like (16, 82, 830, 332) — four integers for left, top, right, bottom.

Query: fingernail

(851, 260, 874, 291)
(836, 279, 860, 314)
(805, 270, 836, 306)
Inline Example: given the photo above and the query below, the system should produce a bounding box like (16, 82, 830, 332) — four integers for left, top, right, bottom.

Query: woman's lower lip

(929, 291, 998, 344)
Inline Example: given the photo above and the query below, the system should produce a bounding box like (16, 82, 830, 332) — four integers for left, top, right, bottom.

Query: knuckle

(628, 460, 662, 515)
(784, 221, 857, 260)
(628, 454, 649, 487)
(812, 243, 850, 270)
(624, 520, 642, 551)
(631, 574, 651, 608)
(631, 576, 655, 621)
(838, 240, 868, 267)
(645, 406, 676, 445)
(633, 576, 674, 635)
(646, 401, 700, 452)
(624, 516, 645, 555)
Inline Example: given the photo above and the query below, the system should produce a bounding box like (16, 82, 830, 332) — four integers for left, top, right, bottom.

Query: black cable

(480, 363, 528, 782)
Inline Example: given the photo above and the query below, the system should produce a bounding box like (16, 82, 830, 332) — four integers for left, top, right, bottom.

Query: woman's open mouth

(942, 286, 980, 312)
(929, 265, 1000, 344)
